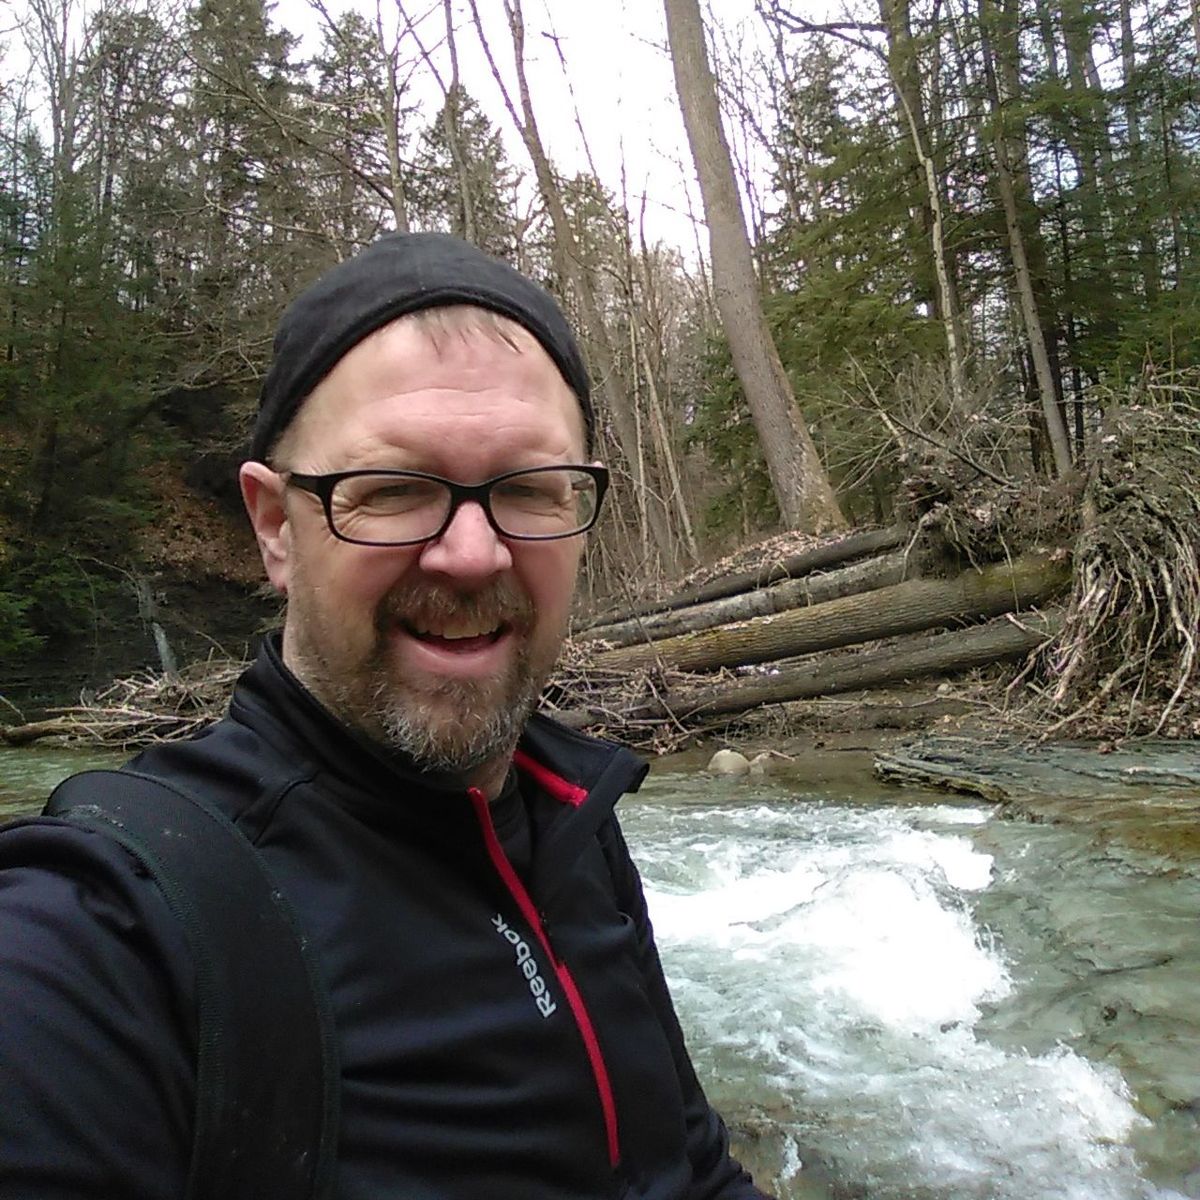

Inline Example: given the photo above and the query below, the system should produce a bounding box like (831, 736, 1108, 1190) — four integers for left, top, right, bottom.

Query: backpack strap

(46, 769, 340, 1200)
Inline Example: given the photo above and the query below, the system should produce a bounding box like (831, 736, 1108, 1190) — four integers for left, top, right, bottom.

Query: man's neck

(465, 754, 512, 802)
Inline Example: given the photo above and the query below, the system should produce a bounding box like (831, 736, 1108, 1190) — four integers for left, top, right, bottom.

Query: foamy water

(622, 780, 1193, 1200)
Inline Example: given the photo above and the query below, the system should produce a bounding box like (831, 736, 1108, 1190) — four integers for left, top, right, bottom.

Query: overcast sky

(295, 0, 772, 254)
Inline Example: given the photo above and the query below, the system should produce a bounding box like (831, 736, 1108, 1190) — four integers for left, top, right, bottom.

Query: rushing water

(4, 746, 1197, 1197)
(623, 771, 1200, 1200)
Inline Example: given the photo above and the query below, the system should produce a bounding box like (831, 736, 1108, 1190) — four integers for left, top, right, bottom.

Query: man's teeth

(411, 620, 499, 640)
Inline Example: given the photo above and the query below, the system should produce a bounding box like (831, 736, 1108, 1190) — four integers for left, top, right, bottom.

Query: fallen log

(0, 717, 76, 746)
(667, 611, 1059, 719)
(582, 551, 909, 649)
(580, 524, 907, 629)
(595, 550, 1071, 674)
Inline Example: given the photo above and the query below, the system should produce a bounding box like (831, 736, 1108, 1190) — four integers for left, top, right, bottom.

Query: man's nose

(417, 500, 513, 581)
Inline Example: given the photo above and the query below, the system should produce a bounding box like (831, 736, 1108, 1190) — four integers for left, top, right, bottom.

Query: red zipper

(468, 786, 621, 1169)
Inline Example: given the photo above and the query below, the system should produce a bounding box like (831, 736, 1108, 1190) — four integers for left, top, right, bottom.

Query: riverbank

(664, 714, 1200, 873)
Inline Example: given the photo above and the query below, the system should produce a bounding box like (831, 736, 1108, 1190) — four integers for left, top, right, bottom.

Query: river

(3, 745, 1197, 1198)
(627, 766, 1200, 1199)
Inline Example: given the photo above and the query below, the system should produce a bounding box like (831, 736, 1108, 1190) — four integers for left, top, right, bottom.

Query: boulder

(707, 748, 751, 776)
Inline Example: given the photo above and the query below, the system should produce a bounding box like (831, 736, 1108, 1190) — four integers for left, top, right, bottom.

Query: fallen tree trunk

(580, 524, 906, 628)
(582, 551, 909, 649)
(595, 550, 1071, 674)
(0, 718, 74, 746)
(668, 611, 1059, 719)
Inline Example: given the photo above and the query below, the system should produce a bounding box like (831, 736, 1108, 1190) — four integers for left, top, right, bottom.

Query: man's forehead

(313, 309, 571, 398)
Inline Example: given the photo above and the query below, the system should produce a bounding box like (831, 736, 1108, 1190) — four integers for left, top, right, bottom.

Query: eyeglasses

(285, 465, 609, 547)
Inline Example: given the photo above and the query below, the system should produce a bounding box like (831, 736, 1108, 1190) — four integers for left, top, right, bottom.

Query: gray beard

(369, 664, 543, 775)
(305, 621, 545, 777)
(286, 574, 555, 778)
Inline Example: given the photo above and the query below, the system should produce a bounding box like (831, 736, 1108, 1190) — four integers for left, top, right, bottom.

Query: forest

(0, 0, 1197, 734)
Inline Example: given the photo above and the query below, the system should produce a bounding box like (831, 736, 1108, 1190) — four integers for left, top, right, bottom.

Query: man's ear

(239, 462, 291, 594)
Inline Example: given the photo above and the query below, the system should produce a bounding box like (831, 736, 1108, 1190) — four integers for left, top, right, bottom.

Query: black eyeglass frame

(285, 464, 610, 547)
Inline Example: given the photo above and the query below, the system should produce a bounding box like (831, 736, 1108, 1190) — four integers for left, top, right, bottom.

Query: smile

(403, 620, 507, 645)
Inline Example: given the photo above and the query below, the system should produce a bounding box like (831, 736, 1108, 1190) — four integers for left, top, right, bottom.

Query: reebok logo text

(492, 914, 558, 1018)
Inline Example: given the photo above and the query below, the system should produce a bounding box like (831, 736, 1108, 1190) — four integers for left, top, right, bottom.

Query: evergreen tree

(412, 86, 519, 260)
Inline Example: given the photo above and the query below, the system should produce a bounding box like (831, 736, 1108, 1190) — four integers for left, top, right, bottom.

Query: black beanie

(251, 232, 595, 462)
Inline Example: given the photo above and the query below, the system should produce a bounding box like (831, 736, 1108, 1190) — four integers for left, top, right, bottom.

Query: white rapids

(622, 774, 1193, 1200)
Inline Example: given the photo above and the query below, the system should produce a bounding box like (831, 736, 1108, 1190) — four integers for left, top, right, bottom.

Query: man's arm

(599, 817, 776, 1200)
(0, 819, 194, 1200)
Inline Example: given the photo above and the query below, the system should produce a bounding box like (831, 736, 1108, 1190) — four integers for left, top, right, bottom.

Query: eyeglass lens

(330, 468, 599, 544)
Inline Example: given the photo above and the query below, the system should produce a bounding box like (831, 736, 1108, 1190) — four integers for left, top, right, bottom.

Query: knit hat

(250, 232, 594, 461)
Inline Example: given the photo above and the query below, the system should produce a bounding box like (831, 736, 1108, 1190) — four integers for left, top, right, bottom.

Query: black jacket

(0, 637, 769, 1200)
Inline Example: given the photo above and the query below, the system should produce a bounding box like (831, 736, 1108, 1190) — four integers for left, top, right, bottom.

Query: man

(0, 233, 772, 1199)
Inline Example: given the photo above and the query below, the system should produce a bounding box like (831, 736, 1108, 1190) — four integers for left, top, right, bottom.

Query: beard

(288, 573, 557, 777)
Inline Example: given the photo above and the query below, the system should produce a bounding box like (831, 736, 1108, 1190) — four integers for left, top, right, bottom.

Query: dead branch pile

(1027, 382, 1200, 738)
(540, 638, 729, 753)
(2, 658, 246, 748)
(895, 408, 1083, 575)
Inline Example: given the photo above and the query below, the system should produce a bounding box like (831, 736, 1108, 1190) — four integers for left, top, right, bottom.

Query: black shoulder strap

(46, 769, 340, 1200)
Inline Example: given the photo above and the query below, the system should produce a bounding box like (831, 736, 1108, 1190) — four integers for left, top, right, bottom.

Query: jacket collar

(231, 633, 647, 817)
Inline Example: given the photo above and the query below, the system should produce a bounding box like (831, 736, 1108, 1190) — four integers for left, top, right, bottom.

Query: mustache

(375, 579, 533, 632)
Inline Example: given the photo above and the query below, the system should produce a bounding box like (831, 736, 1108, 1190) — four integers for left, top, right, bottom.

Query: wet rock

(749, 752, 775, 777)
(707, 749, 750, 776)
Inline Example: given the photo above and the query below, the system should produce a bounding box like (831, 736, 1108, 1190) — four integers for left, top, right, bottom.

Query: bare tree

(663, 0, 845, 533)
(978, 0, 1072, 476)
(876, 0, 968, 413)
(468, 0, 681, 574)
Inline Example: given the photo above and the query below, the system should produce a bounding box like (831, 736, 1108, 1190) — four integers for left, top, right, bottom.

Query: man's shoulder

(0, 805, 196, 1195)
(0, 805, 194, 993)
(126, 707, 312, 827)
(522, 710, 648, 795)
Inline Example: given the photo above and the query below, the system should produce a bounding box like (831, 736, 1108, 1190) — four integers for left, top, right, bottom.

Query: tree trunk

(0, 718, 76, 746)
(595, 551, 1070, 673)
(472, 0, 679, 572)
(667, 611, 1059, 719)
(662, 0, 846, 533)
(441, 1, 476, 243)
(640, 329, 699, 563)
(1119, 0, 1159, 301)
(368, 1, 409, 233)
(584, 551, 908, 649)
(979, 0, 1072, 476)
(582, 524, 906, 628)
(878, 0, 967, 412)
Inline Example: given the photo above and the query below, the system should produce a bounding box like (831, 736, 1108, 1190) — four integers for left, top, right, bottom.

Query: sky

(291, 0, 774, 254)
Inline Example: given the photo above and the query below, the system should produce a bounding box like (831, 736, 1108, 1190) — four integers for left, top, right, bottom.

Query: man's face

(240, 317, 590, 786)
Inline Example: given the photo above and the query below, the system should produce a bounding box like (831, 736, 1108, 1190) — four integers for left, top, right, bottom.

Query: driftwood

(1, 659, 245, 749)
(582, 551, 909, 649)
(873, 750, 1012, 802)
(553, 612, 1059, 731)
(581, 524, 906, 629)
(0, 718, 77, 746)
(595, 550, 1071, 674)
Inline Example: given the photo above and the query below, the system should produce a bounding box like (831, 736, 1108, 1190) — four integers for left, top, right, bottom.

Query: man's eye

(353, 480, 442, 509)
(495, 481, 563, 505)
